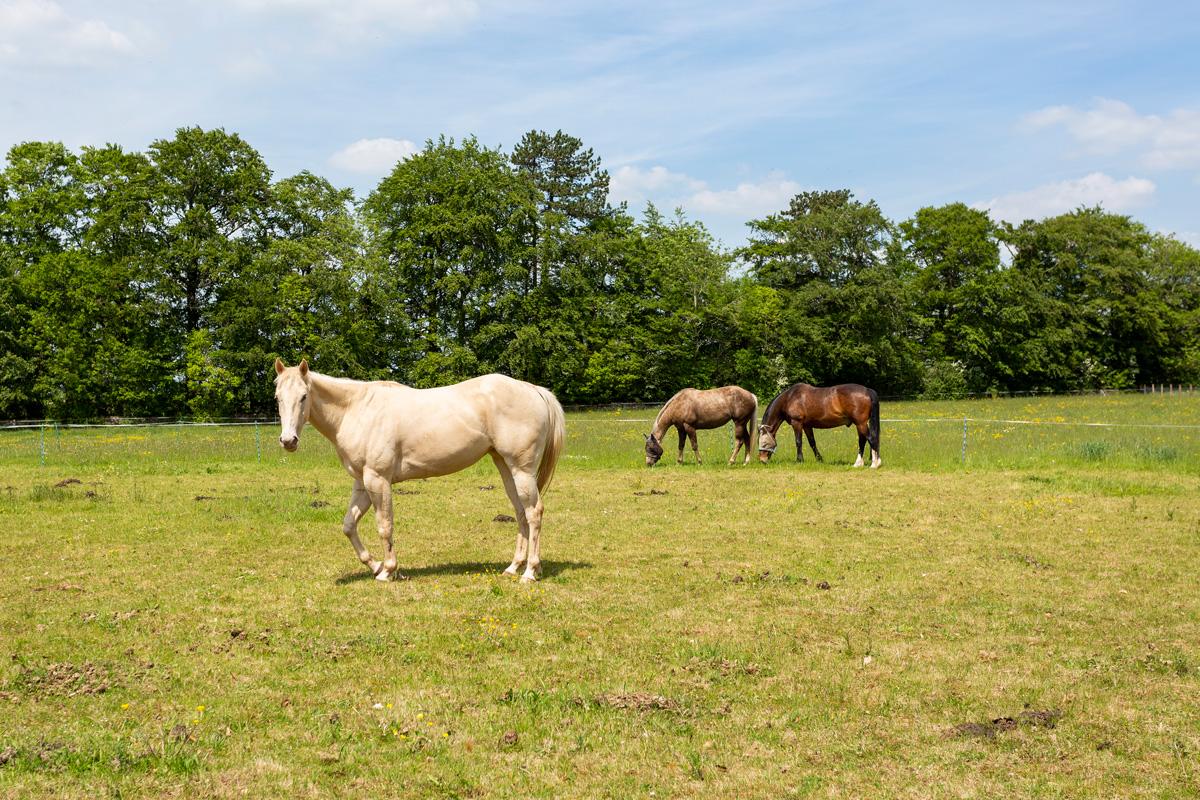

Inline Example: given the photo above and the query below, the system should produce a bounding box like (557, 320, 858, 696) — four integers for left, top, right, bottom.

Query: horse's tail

(867, 387, 881, 450)
(535, 386, 566, 494)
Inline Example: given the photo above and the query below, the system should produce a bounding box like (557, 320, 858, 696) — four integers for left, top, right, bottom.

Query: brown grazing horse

(758, 383, 881, 467)
(644, 386, 758, 466)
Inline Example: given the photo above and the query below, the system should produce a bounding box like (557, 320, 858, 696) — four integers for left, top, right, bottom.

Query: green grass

(1, 394, 1199, 797)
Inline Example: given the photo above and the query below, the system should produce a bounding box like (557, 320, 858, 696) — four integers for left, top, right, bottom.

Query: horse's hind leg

(728, 423, 744, 465)
(854, 422, 868, 467)
(686, 426, 702, 465)
(492, 454, 530, 578)
(805, 426, 823, 462)
(676, 426, 686, 465)
(343, 479, 382, 575)
(510, 468, 544, 583)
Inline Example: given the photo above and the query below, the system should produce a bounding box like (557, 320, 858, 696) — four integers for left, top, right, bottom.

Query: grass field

(1, 394, 1199, 798)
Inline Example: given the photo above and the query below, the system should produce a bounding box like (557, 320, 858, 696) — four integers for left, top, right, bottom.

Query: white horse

(273, 359, 565, 583)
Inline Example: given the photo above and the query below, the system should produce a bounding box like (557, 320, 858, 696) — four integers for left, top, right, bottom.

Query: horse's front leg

(343, 479, 381, 574)
(791, 421, 805, 462)
(364, 470, 400, 582)
(805, 426, 823, 462)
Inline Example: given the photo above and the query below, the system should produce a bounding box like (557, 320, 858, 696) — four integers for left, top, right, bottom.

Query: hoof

(375, 569, 392, 582)
(520, 574, 538, 584)
(503, 564, 520, 577)
(870, 462, 881, 470)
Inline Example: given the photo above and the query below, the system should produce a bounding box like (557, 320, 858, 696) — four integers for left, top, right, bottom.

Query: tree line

(1, 126, 1198, 420)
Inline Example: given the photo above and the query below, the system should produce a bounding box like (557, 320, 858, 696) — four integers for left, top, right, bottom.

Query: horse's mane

(653, 389, 689, 432)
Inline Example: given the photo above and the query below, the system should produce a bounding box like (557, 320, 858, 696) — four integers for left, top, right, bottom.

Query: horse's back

(671, 386, 754, 429)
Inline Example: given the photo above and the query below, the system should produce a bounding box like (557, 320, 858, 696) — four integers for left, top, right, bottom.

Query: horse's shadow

(335, 559, 592, 584)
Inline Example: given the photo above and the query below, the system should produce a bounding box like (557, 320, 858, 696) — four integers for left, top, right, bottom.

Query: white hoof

(375, 569, 392, 582)
(520, 573, 538, 584)
(503, 564, 520, 577)
(870, 461, 881, 469)
(853, 456, 864, 468)
(368, 560, 382, 574)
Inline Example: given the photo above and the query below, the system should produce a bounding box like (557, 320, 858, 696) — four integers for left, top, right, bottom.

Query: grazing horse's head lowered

(644, 433, 664, 467)
(757, 425, 778, 463)
(274, 357, 310, 451)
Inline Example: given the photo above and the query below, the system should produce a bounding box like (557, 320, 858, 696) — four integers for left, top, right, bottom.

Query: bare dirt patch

(948, 708, 1063, 739)
(595, 692, 679, 712)
(13, 661, 113, 698)
(493, 514, 516, 523)
(633, 488, 669, 496)
(53, 478, 82, 487)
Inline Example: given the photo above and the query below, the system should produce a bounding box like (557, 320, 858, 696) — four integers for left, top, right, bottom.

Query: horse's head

(273, 358, 311, 452)
(757, 425, 777, 463)
(644, 433, 664, 467)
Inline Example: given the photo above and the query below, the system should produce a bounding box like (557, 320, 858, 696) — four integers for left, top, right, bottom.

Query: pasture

(1, 393, 1199, 798)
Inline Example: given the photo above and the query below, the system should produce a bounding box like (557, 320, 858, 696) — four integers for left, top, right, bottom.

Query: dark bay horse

(758, 383, 881, 467)
(644, 386, 758, 466)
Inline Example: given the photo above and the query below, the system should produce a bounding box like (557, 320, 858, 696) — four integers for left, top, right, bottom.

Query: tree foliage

(1, 128, 1198, 420)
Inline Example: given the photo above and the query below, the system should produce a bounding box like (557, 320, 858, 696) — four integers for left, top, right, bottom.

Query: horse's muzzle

(280, 435, 299, 452)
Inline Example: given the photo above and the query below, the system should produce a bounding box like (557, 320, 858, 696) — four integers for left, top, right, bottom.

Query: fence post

(39, 424, 46, 467)
(961, 418, 968, 466)
(254, 422, 261, 463)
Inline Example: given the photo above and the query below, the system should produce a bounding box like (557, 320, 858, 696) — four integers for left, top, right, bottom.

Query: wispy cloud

(0, 0, 134, 66)
(329, 138, 419, 174)
(975, 172, 1156, 224)
(1024, 98, 1200, 171)
(221, 0, 482, 39)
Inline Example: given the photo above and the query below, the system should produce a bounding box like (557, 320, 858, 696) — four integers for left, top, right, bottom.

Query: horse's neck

(306, 373, 365, 442)
(764, 394, 790, 433)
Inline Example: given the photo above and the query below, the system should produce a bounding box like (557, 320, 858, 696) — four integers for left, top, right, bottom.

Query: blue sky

(2, 0, 1198, 248)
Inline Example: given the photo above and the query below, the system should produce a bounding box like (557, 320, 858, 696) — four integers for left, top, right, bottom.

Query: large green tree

(361, 136, 537, 386)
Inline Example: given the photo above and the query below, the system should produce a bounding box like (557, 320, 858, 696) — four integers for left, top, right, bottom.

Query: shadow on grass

(335, 559, 593, 584)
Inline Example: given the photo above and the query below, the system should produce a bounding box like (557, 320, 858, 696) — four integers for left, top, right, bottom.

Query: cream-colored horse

(273, 359, 565, 583)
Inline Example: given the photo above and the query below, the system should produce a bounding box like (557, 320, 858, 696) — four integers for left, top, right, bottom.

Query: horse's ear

(298, 359, 309, 377)
(274, 358, 286, 375)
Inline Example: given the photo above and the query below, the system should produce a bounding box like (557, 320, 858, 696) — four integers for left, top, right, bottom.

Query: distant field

(1, 394, 1198, 798)
(6, 392, 1200, 473)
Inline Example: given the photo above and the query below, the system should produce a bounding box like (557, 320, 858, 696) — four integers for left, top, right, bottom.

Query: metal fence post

(254, 422, 261, 463)
(39, 424, 46, 467)
(961, 418, 968, 466)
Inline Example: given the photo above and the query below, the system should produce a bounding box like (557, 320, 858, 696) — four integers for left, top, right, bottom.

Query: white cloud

(224, 0, 480, 38)
(0, 0, 134, 65)
(608, 165, 705, 208)
(328, 138, 419, 174)
(975, 172, 1156, 224)
(687, 172, 802, 218)
(1024, 98, 1200, 170)
(610, 164, 798, 220)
